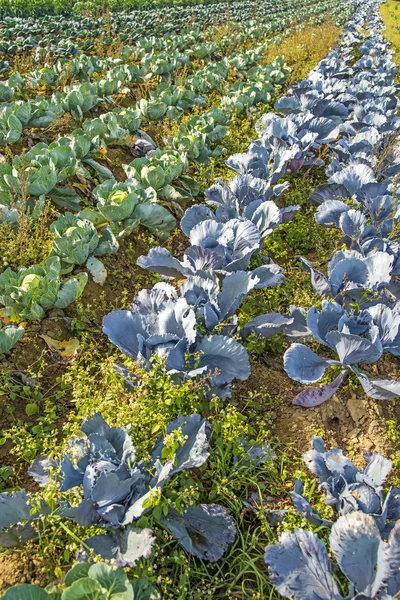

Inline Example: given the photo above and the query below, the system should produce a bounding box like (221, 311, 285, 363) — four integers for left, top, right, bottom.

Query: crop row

(2, 0, 400, 596)
(0, 0, 347, 37)
(0, 1, 351, 350)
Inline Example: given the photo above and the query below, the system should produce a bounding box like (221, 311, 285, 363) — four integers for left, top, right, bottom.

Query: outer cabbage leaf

(159, 504, 237, 562)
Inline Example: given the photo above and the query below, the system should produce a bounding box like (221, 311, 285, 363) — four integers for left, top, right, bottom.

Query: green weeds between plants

(381, 0, 400, 80)
(0, 344, 300, 597)
(0, 330, 340, 597)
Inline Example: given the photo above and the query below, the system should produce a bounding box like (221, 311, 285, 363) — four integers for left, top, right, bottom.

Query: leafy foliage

(28, 412, 236, 564)
(0, 256, 87, 320)
(265, 511, 400, 600)
(292, 437, 400, 536)
(2, 562, 160, 599)
(102, 275, 256, 397)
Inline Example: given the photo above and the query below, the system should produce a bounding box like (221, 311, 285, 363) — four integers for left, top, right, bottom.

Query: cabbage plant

(225, 144, 293, 184)
(0, 323, 24, 353)
(283, 300, 400, 404)
(311, 164, 391, 212)
(170, 112, 228, 164)
(77, 112, 132, 147)
(141, 50, 184, 77)
(2, 562, 160, 600)
(50, 134, 114, 182)
(0, 143, 80, 211)
(29, 412, 236, 565)
(102, 275, 257, 397)
(186, 61, 229, 94)
(181, 173, 296, 241)
(77, 107, 143, 146)
(264, 511, 400, 600)
(50, 212, 119, 275)
(137, 219, 285, 288)
(0, 72, 25, 102)
(255, 112, 339, 170)
(185, 110, 229, 145)
(0, 256, 88, 320)
(137, 98, 168, 121)
(124, 149, 198, 202)
(0, 98, 59, 145)
(53, 82, 101, 120)
(291, 437, 400, 536)
(84, 178, 177, 239)
(312, 165, 400, 274)
(299, 250, 395, 307)
(149, 83, 205, 120)
(0, 489, 50, 548)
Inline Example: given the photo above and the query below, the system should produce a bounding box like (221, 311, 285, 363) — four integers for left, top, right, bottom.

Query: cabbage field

(1, 0, 400, 597)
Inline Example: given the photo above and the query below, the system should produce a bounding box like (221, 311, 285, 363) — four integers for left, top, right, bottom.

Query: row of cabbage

(96, 3, 400, 598)
(0, 54, 291, 350)
(0, 10, 286, 91)
(96, 1, 400, 593)
(0, 0, 303, 24)
(253, 4, 400, 405)
(101, 0, 400, 405)
(0, 0, 347, 57)
(0, 0, 348, 130)
(3, 0, 400, 597)
(0, 0, 344, 350)
(0, 29, 294, 139)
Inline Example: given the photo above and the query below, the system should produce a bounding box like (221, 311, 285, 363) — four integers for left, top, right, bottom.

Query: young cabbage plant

(299, 250, 395, 308)
(186, 61, 229, 94)
(77, 107, 144, 148)
(50, 134, 114, 182)
(185, 110, 229, 146)
(0, 256, 88, 320)
(53, 82, 101, 120)
(171, 126, 226, 164)
(0, 323, 24, 353)
(283, 300, 400, 405)
(312, 169, 400, 275)
(124, 149, 198, 202)
(83, 178, 177, 239)
(0, 72, 25, 102)
(274, 92, 349, 124)
(50, 212, 119, 280)
(181, 174, 296, 241)
(225, 143, 297, 185)
(221, 82, 272, 114)
(137, 97, 168, 122)
(30, 412, 236, 565)
(0, 98, 59, 145)
(102, 274, 257, 397)
(328, 128, 400, 180)
(2, 562, 160, 600)
(77, 112, 131, 147)
(149, 83, 205, 120)
(255, 112, 338, 170)
(0, 489, 50, 548)
(137, 218, 285, 289)
(291, 436, 400, 537)
(0, 143, 80, 211)
(312, 163, 393, 218)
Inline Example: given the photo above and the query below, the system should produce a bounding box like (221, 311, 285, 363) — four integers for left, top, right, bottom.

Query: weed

(381, 1, 400, 80)
(262, 18, 340, 83)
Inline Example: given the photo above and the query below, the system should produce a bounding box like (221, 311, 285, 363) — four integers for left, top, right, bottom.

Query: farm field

(1, 0, 400, 597)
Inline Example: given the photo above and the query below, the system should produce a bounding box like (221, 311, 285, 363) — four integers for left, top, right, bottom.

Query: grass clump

(0, 201, 55, 272)
(381, 1, 400, 78)
(262, 18, 341, 83)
